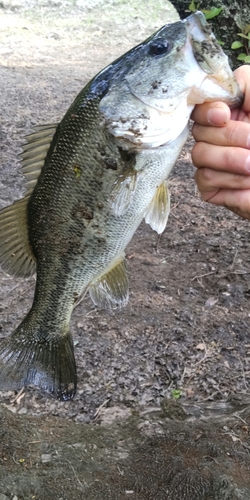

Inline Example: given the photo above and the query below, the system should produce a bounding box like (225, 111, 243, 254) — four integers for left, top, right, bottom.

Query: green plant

(188, 1, 223, 20)
(231, 24, 250, 63)
(171, 389, 182, 400)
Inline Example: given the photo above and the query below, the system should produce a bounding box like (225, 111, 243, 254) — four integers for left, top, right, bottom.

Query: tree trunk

(170, 0, 249, 69)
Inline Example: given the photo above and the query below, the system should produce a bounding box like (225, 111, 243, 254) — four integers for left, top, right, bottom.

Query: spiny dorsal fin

(89, 256, 129, 309)
(109, 167, 138, 217)
(0, 196, 36, 277)
(21, 123, 58, 193)
(144, 181, 170, 234)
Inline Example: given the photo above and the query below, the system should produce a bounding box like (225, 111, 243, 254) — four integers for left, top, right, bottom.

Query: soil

(1, 1, 250, 499)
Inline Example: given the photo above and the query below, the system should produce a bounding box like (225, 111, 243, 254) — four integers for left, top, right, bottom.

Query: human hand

(191, 65, 250, 220)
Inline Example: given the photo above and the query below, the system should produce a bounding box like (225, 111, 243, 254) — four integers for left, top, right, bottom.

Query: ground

(1, 1, 250, 498)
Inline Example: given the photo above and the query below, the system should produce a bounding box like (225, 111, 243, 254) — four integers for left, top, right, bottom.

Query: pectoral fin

(144, 181, 170, 234)
(89, 256, 129, 309)
(109, 168, 138, 216)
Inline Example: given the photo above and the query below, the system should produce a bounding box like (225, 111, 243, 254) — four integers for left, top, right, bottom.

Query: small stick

(191, 271, 215, 281)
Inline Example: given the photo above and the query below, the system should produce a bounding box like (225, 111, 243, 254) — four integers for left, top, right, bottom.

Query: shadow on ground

(1, 398, 250, 499)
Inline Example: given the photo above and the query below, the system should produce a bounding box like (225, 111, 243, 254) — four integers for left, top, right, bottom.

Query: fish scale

(0, 12, 243, 399)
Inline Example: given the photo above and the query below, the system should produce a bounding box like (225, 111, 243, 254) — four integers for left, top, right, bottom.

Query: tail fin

(0, 324, 77, 400)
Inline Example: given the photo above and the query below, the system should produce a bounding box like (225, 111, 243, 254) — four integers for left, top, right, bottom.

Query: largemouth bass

(0, 12, 243, 400)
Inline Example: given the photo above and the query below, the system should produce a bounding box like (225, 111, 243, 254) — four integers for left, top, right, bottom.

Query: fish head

(99, 12, 243, 149)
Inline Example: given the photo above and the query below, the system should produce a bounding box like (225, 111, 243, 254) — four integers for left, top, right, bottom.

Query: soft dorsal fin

(89, 255, 129, 309)
(21, 123, 58, 193)
(0, 123, 58, 277)
(144, 181, 170, 234)
(0, 196, 36, 277)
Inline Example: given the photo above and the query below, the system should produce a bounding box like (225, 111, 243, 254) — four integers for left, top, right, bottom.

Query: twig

(13, 452, 19, 465)
(231, 270, 250, 275)
(230, 250, 238, 271)
(65, 459, 87, 489)
(233, 414, 248, 426)
(180, 365, 187, 384)
(193, 340, 209, 367)
(6, 283, 20, 296)
(11, 386, 25, 404)
(117, 466, 124, 476)
(203, 455, 220, 464)
(191, 271, 215, 281)
(94, 397, 111, 420)
(155, 233, 162, 252)
(238, 358, 249, 390)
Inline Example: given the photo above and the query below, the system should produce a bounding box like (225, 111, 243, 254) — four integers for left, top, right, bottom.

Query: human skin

(191, 65, 250, 220)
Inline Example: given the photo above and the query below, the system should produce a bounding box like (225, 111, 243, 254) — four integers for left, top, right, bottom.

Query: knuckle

(224, 122, 238, 146)
(192, 123, 202, 141)
(191, 142, 206, 166)
(223, 146, 238, 169)
(202, 167, 214, 183)
(195, 167, 213, 191)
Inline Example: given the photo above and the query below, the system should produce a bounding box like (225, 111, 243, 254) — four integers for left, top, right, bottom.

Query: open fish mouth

(185, 12, 244, 108)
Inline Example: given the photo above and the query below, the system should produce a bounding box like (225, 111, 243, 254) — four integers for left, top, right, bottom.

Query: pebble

(41, 454, 52, 464)
(18, 407, 27, 415)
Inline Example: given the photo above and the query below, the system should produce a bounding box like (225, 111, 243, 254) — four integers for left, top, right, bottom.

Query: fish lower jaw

(196, 75, 244, 108)
(109, 114, 192, 150)
(109, 131, 186, 150)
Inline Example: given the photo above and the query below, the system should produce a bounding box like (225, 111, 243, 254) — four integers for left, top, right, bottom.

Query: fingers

(234, 66, 250, 113)
(194, 165, 250, 220)
(192, 141, 250, 175)
(195, 167, 250, 194)
(191, 65, 250, 221)
(194, 184, 250, 221)
(191, 102, 230, 126)
(192, 119, 250, 150)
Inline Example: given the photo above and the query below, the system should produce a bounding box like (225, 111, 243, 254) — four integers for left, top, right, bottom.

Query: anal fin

(144, 181, 170, 234)
(0, 196, 36, 277)
(89, 256, 129, 309)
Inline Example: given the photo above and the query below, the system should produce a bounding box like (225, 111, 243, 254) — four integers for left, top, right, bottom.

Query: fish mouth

(184, 12, 244, 108)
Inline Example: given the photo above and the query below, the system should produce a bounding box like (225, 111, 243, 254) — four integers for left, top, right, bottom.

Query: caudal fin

(0, 325, 77, 400)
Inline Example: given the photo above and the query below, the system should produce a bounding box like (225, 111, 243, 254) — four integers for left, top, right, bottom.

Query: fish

(0, 12, 243, 400)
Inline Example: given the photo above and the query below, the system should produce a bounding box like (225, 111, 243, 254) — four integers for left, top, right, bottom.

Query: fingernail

(247, 134, 250, 149)
(207, 108, 229, 126)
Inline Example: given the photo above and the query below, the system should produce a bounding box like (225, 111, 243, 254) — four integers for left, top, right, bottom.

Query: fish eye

(148, 40, 170, 57)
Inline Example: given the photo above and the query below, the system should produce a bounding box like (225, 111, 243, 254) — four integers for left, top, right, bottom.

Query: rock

(41, 454, 52, 464)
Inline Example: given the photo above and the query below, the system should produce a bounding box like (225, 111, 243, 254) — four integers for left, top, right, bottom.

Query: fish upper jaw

(184, 12, 244, 108)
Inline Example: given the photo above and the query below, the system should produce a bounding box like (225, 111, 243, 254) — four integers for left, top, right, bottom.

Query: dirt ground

(1, 1, 250, 498)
